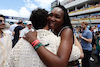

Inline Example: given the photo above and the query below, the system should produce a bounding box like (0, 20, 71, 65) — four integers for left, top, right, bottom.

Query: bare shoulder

(61, 28, 73, 39)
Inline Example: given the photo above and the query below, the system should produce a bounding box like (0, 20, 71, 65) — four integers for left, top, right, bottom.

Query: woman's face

(48, 7, 64, 30)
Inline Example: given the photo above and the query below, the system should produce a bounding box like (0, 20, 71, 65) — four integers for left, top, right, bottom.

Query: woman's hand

(24, 31, 37, 44)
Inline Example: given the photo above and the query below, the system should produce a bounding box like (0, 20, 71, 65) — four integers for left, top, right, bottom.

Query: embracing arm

(25, 28, 73, 67)
(74, 35, 84, 59)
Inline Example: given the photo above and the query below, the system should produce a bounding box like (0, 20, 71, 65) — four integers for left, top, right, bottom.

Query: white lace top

(5, 29, 80, 67)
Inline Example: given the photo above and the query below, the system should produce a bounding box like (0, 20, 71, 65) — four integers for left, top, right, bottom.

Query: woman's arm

(74, 35, 84, 59)
(24, 28, 73, 67)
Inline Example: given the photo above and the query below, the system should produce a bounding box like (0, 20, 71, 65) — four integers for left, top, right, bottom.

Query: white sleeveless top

(5, 29, 80, 67)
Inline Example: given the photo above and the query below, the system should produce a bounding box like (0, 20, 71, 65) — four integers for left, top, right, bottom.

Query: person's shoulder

(87, 29, 92, 33)
(21, 27, 27, 31)
(10, 24, 17, 27)
(3, 31, 11, 38)
(37, 29, 54, 35)
(18, 25, 23, 28)
(12, 38, 25, 52)
(61, 28, 73, 37)
(58, 26, 72, 36)
(63, 28, 72, 32)
(5, 30, 12, 34)
(16, 26, 23, 29)
(14, 26, 19, 30)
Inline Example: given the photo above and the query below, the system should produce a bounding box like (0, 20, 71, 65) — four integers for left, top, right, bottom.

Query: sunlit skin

(48, 7, 64, 35)
(0, 16, 5, 38)
(25, 7, 73, 67)
(0, 17, 5, 29)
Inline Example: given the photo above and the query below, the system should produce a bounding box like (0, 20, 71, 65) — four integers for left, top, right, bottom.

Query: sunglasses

(0, 20, 5, 23)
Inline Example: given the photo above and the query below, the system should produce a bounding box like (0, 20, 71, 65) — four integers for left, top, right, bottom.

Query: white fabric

(0, 31, 12, 67)
(5, 29, 80, 67)
(19, 27, 34, 37)
(9, 24, 18, 40)
(0, 37, 4, 45)
(3, 29, 13, 40)
(9, 24, 18, 32)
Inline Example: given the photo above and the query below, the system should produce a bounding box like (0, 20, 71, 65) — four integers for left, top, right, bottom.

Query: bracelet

(34, 43, 42, 50)
(31, 39, 40, 47)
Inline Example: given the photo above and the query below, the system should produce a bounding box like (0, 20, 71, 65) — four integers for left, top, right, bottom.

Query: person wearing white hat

(19, 21, 34, 38)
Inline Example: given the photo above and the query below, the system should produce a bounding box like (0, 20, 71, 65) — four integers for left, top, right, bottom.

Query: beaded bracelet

(34, 43, 42, 50)
(31, 39, 40, 47)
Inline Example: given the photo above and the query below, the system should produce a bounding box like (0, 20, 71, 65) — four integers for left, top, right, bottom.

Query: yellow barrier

(69, 4, 100, 14)
(71, 17, 100, 21)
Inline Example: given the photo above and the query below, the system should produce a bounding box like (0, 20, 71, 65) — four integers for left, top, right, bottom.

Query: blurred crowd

(73, 24, 100, 65)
